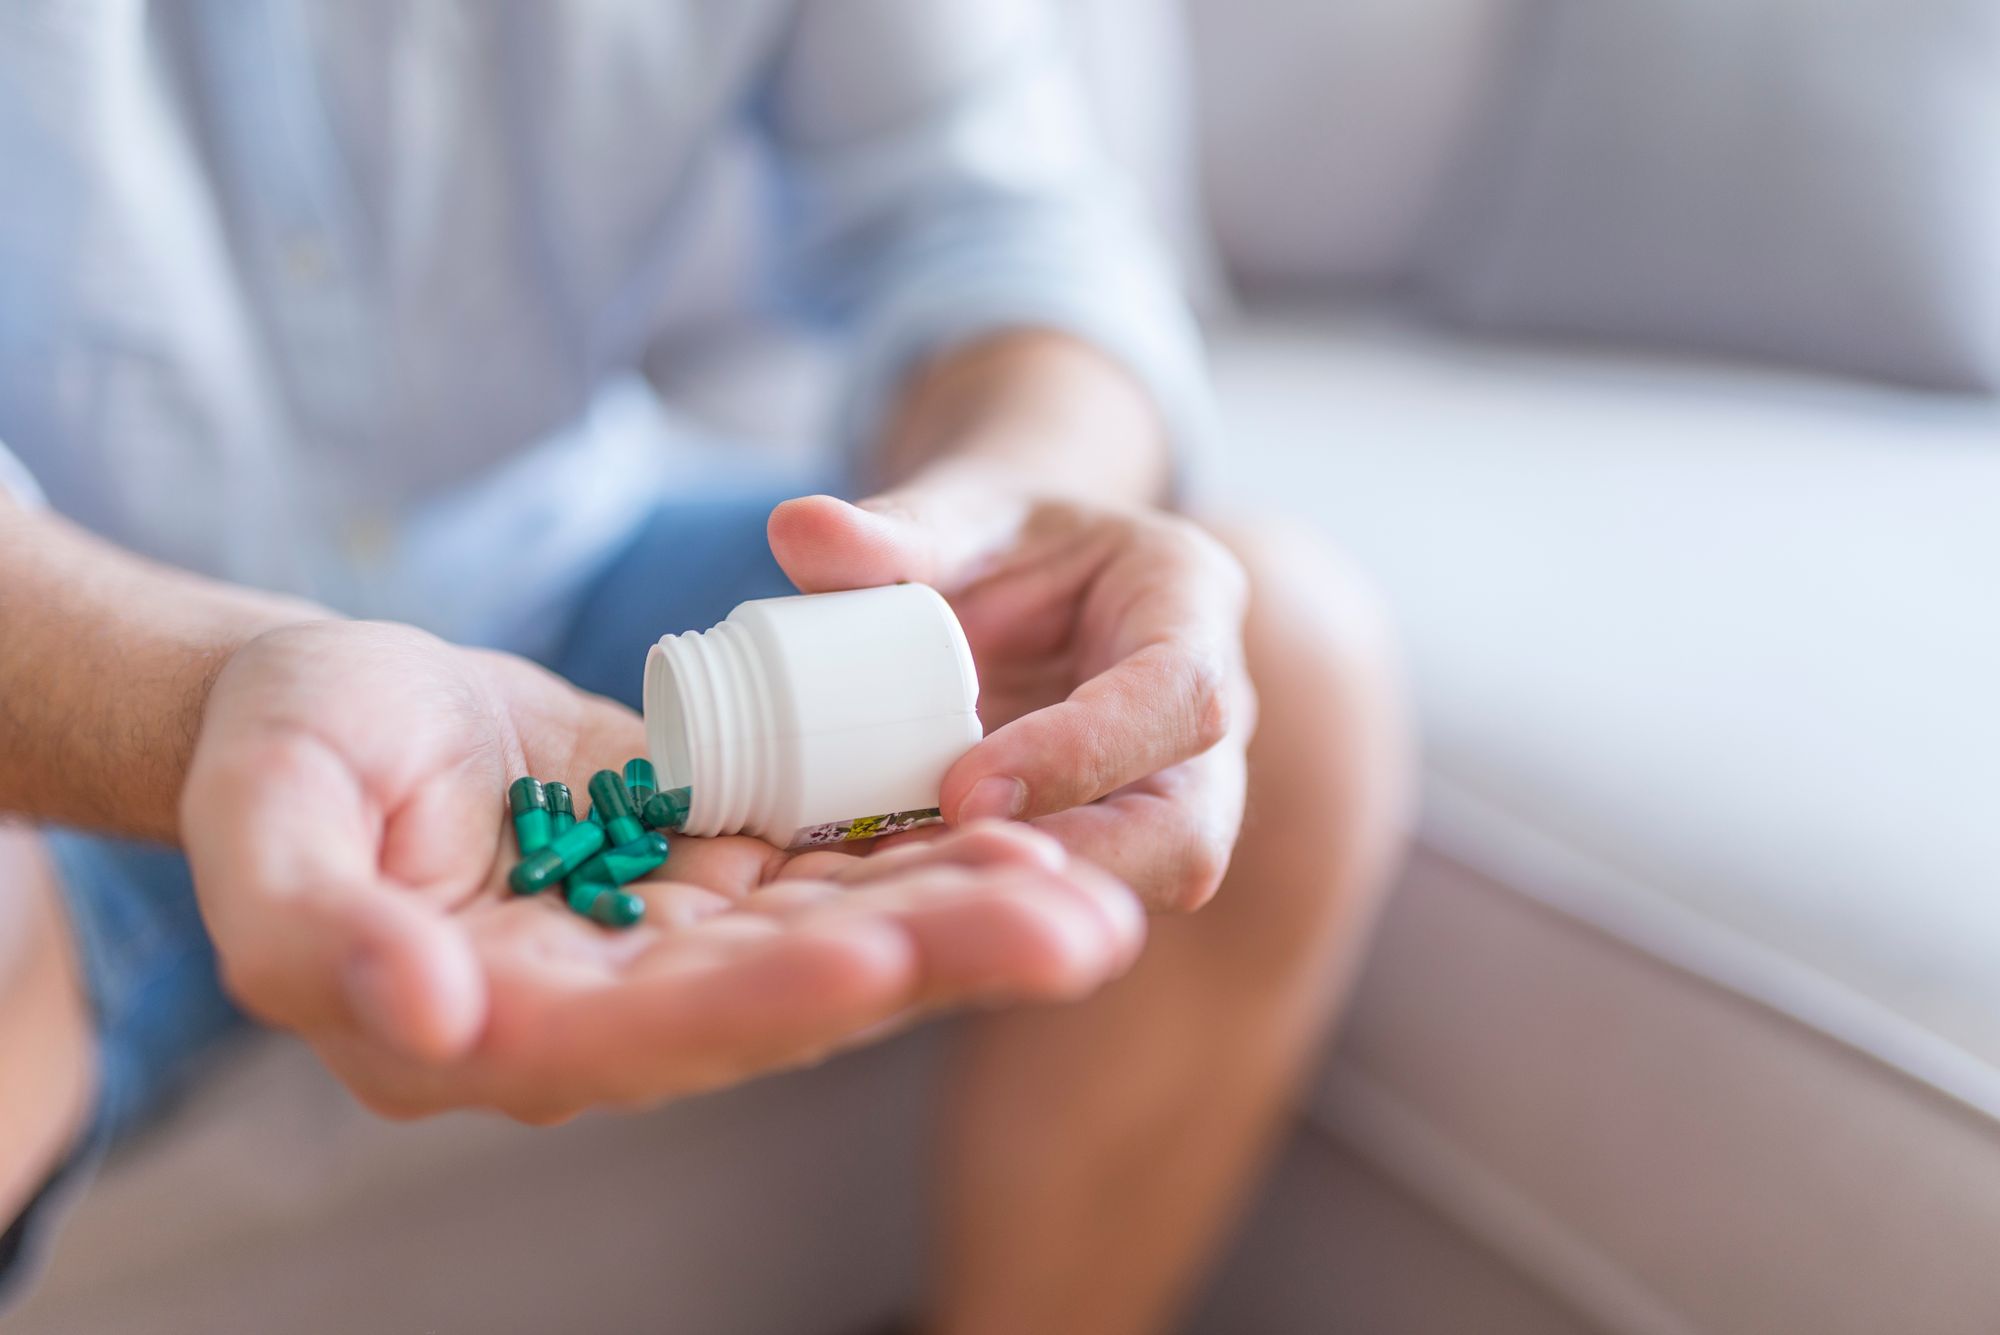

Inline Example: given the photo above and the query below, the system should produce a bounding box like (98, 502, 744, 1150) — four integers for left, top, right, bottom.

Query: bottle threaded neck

(644, 620, 780, 839)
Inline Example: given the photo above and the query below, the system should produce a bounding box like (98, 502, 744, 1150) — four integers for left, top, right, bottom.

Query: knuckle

(1179, 651, 1233, 754)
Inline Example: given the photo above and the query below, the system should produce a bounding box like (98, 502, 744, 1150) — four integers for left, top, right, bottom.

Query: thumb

(767, 492, 1017, 594)
(184, 744, 487, 1064)
(329, 893, 486, 1063)
(202, 856, 487, 1065)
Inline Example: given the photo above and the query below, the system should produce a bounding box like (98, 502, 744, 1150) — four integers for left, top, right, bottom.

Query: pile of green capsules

(505, 758, 692, 929)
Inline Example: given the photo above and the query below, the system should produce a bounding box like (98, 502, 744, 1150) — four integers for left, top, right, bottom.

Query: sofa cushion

(1212, 311, 2000, 1057)
(1425, 0, 2000, 391)
(1209, 310, 2000, 1330)
(1185, 0, 1516, 291)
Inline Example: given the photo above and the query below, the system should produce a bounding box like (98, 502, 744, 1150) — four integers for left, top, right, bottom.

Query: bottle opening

(642, 643, 695, 792)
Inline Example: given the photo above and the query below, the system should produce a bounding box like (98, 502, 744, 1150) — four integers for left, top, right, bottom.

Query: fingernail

(341, 951, 400, 1044)
(959, 776, 1028, 824)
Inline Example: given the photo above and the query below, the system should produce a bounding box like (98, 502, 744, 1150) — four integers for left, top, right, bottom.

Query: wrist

(171, 604, 339, 808)
(874, 330, 1173, 509)
(0, 501, 335, 840)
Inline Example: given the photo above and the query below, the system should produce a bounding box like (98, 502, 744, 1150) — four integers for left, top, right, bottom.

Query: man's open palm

(181, 622, 1143, 1123)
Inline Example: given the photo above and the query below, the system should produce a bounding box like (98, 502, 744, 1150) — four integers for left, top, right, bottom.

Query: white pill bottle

(643, 583, 983, 847)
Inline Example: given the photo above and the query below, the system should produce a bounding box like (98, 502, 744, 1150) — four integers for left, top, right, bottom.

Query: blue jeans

(3, 489, 796, 1297)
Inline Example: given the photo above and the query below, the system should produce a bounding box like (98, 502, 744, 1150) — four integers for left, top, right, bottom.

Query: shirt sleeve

(752, 0, 1216, 491)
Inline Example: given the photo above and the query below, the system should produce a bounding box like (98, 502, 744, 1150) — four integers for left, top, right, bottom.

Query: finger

(305, 842, 1144, 1120)
(816, 821, 1067, 884)
(509, 917, 923, 1110)
(942, 530, 1249, 826)
(531, 845, 1141, 1108)
(945, 627, 1248, 827)
(1033, 743, 1249, 914)
(796, 857, 1146, 999)
(766, 493, 1017, 595)
(749, 823, 1097, 932)
(183, 727, 486, 1062)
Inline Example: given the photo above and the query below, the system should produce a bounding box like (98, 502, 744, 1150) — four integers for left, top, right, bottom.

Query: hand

(768, 488, 1256, 912)
(180, 621, 1144, 1122)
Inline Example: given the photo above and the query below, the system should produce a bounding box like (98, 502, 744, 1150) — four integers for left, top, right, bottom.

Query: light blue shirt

(0, 0, 1207, 652)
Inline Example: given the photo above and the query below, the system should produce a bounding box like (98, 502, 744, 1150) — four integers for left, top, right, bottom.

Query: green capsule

(563, 857, 615, 910)
(508, 777, 553, 857)
(589, 890, 646, 927)
(546, 781, 575, 836)
(564, 832, 664, 926)
(508, 819, 606, 895)
(564, 871, 645, 928)
(586, 804, 603, 827)
(599, 831, 669, 883)
(623, 757, 658, 807)
(588, 769, 646, 846)
(641, 786, 692, 832)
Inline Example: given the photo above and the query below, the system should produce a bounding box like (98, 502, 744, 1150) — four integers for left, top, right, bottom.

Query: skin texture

(0, 383, 1152, 1198)
(182, 622, 1145, 1122)
(0, 501, 321, 839)
(769, 490, 1252, 912)
(772, 332, 1257, 915)
(0, 330, 1410, 1335)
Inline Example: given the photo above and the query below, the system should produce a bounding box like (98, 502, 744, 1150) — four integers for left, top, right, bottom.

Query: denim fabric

(42, 835, 243, 1150)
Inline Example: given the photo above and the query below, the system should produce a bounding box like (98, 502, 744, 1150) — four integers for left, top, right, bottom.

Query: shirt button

(283, 232, 332, 283)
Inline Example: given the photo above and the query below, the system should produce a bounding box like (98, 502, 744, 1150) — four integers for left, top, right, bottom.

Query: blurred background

(16, 1, 2000, 1332)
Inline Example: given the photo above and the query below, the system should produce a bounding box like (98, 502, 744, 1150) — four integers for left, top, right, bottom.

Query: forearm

(0, 497, 326, 840)
(872, 331, 1174, 509)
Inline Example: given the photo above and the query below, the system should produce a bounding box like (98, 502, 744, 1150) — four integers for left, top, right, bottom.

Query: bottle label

(789, 807, 944, 848)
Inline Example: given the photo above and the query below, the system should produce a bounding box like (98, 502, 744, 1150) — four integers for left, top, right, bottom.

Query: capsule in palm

(587, 769, 646, 846)
(508, 777, 553, 857)
(623, 757, 657, 808)
(509, 819, 606, 895)
(596, 830, 668, 883)
(641, 786, 692, 832)
(546, 781, 575, 836)
(567, 876, 647, 928)
(564, 841, 659, 927)
(589, 889, 646, 927)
